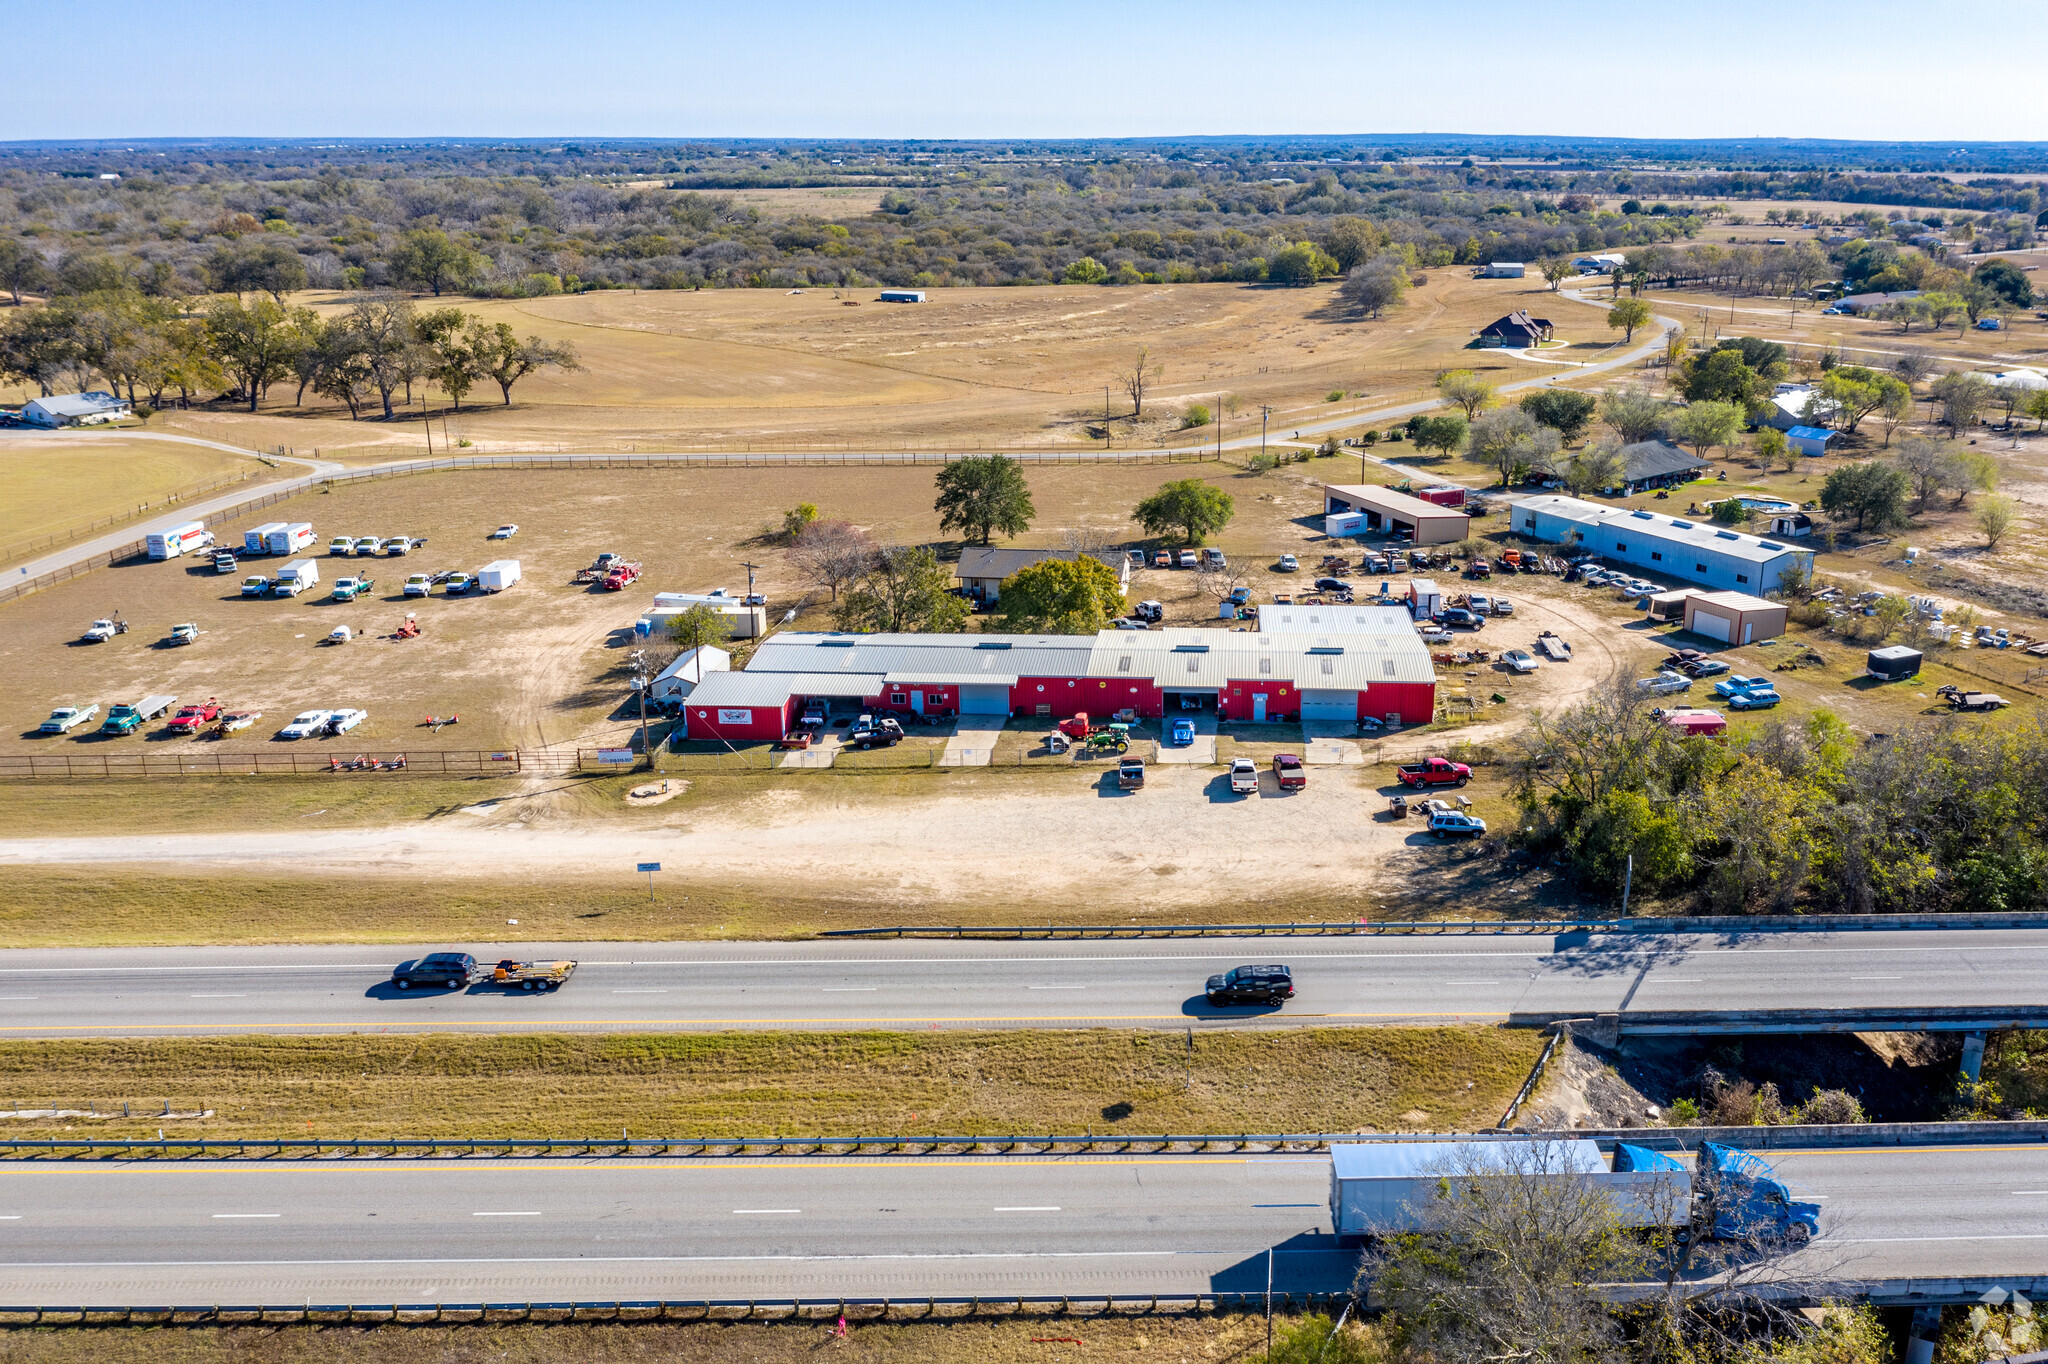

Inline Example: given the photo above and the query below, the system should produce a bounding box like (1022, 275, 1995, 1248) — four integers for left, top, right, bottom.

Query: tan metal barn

(1322, 484, 1471, 546)
(1682, 591, 1788, 645)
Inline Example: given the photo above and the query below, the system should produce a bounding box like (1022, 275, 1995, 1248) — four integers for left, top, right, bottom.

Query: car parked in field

(352, 536, 381, 556)
(390, 952, 479, 990)
(1502, 649, 1538, 673)
(1276, 554, 1299, 572)
(40, 704, 98, 734)
(1727, 688, 1782, 710)
(1491, 597, 1514, 616)
(1204, 964, 1294, 1006)
(1712, 674, 1771, 699)
(1152, 550, 1173, 569)
(1177, 550, 1199, 569)
(1435, 608, 1483, 630)
(491, 524, 519, 539)
(278, 710, 334, 739)
(1428, 810, 1489, 838)
(1272, 753, 1306, 790)
(1228, 757, 1259, 793)
(1637, 672, 1692, 696)
(329, 536, 354, 556)
(325, 708, 369, 734)
(1314, 577, 1352, 593)
(166, 700, 222, 734)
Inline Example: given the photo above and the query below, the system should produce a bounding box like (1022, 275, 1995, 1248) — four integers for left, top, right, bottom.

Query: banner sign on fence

(491, 752, 517, 762)
(597, 748, 636, 763)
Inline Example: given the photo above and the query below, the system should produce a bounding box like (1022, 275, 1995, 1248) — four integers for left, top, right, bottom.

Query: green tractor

(1080, 722, 1131, 754)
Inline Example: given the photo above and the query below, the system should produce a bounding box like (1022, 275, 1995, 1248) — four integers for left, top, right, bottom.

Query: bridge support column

(1905, 1306, 1943, 1364)
(1960, 1031, 1988, 1082)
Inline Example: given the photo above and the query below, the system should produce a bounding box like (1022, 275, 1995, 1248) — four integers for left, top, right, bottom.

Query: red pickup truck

(601, 562, 643, 590)
(166, 699, 223, 734)
(1396, 757, 1472, 789)
(1272, 753, 1307, 790)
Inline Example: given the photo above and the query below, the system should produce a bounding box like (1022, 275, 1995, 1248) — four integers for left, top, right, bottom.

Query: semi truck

(146, 521, 214, 560)
(1328, 1139, 1819, 1244)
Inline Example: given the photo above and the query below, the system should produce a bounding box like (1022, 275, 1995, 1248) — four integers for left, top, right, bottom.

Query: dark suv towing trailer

(1205, 963, 1294, 1006)
(390, 952, 479, 990)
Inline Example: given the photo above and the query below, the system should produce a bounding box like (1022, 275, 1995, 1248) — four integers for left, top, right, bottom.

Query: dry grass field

(0, 1314, 1296, 1364)
(0, 1025, 1538, 1140)
(0, 434, 275, 557)
(0, 459, 1410, 757)
(130, 273, 1624, 460)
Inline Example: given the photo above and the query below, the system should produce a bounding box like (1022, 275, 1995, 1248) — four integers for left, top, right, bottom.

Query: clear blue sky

(7, 0, 2045, 143)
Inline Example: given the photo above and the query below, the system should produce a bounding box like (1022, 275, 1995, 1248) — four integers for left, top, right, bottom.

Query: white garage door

(1691, 610, 1732, 643)
(1297, 689, 1357, 723)
(958, 683, 1011, 715)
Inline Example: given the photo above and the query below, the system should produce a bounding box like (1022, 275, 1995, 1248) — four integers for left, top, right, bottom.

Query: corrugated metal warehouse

(1322, 483, 1471, 545)
(1511, 495, 1813, 596)
(678, 622, 1437, 740)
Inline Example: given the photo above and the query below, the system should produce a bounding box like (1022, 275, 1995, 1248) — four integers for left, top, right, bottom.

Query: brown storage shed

(1682, 591, 1788, 646)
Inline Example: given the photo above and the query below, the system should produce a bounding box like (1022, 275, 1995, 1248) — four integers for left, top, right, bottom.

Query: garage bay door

(958, 683, 1011, 715)
(1690, 611, 1732, 643)
(1297, 689, 1357, 723)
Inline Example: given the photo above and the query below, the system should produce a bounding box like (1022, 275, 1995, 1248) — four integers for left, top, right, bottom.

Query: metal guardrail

(2, 1121, 2043, 1162)
(1512, 1006, 2048, 1036)
(0, 1292, 1326, 1328)
(820, 912, 2048, 938)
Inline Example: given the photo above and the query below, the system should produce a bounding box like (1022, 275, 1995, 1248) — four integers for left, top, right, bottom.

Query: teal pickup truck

(101, 695, 178, 735)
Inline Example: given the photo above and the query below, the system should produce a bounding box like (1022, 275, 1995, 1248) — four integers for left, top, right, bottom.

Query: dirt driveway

(0, 764, 1472, 912)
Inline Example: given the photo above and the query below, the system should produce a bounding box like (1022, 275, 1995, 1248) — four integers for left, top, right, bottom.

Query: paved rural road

(0, 928, 2042, 1038)
(0, 1143, 2040, 1302)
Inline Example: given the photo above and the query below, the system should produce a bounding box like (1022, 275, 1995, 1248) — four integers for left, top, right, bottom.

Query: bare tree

(786, 519, 879, 602)
(1117, 345, 1161, 418)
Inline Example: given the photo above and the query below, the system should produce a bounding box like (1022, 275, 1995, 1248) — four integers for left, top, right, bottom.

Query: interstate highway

(0, 1144, 2041, 1303)
(0, 928, 2043, 1037)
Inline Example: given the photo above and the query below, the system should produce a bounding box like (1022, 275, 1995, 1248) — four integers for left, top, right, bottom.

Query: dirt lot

(120, 272, 1623, 459)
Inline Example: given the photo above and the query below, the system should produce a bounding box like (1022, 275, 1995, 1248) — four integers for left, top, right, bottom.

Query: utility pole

(739, 560, 761, 604)
(1104, 385, 1111, 448)
(630, 648, 650, 759)
(1260, 405, 1272, 463)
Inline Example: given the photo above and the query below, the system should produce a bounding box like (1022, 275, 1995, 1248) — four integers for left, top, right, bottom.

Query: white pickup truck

(40, 703, 99, 734)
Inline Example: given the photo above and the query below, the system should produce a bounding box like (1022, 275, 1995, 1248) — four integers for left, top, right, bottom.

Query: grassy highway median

(0, 1026, 1541, 1140)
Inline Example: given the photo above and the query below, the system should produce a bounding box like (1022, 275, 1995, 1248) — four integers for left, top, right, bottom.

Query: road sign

(637, 862, 661, 873)
(597, 748, 635, 763)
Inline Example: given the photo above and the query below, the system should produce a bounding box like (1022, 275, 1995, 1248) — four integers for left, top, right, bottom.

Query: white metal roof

(26, 392, 128, 418)
(1513, 494, 1811, 568)
(748, 632, 1098, 683)
(1324, 483, 1472, 522)
(1084, 626, 1433, 688)
(1688, 591, 1783, 613)
(684, 670, 885, 707)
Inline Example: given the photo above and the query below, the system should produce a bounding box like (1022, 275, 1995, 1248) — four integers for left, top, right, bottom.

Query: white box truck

(478, 559, 521, 593)
(244, 522, 287, 555)
(146, 521, 214, 560)
(274, 559, 320, 595)
(267, 522, 316, 555)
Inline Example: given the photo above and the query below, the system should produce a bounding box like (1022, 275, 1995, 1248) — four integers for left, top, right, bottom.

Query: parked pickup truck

(491, 959, 576, 992)
(1228, 757, 1260, 793)
(1117, 756, 1146, 790)
(1272, 752, 1307, 790)
(330, 576, 374, 602)
(101, 695, 177, 735)
(1328, 1139, 1819, 1244)
(241, 575, 274, 597)
(1396, 757, 1472, 789)
(40, 703, 98, 734)
(165, 699, 223, 734)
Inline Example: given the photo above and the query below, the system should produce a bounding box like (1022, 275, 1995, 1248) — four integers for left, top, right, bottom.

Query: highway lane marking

(189, 994, 248, 998)
(472, 1211, 541, 1217)
(1824, 1233, 2048, 1244)
(0, 1250, 1185, 1268)
(1026, 986, 1086, 990)
(0, 1216, 18, 1220)
(732, 1209, 800, 1215)
(1852, 976, 1903, 980)
(1645, 978, 1702, 983)
(610, 990, 668, 994)
(820, 988, 876, 992)
(994, 1206, 1061, 1212)
(211, 1213, 279, 1219)
(0, 1011, 1512, 1033)
(1253, 1203, 1322, 1208)
(2013, 1190, 2048, 1195)
(0, 998, 36, 1001)
(1443, 980, 1498, 985)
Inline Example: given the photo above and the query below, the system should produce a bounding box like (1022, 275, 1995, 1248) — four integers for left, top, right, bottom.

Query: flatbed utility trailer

(491, 959, 576, 991)
(1537, 631, 1572, 662)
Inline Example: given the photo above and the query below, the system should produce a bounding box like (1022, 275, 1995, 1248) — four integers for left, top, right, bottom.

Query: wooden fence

(0, 749, 525, 779)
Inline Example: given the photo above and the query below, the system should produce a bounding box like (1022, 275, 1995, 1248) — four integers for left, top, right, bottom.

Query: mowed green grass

(0, 438, 264, 555)
(0, 1027, 1539, 1141)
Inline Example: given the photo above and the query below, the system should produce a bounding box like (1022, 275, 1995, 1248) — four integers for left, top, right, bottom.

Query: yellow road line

(0, 1157, 1271, 1176)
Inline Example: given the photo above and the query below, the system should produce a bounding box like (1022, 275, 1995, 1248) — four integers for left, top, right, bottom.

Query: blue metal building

(1511, 494, 1815, 596)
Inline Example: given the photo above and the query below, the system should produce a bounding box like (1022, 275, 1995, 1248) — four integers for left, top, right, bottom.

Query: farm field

(0, 434, 278, 559)
(114, 273, 1629, 460)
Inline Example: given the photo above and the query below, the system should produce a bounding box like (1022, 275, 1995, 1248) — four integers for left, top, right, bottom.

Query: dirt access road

(0, 765, 1459, 912)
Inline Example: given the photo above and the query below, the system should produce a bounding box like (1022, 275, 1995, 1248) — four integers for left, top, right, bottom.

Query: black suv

(1204, 964, 1294, 1006)
(391, 952, 479, 990)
